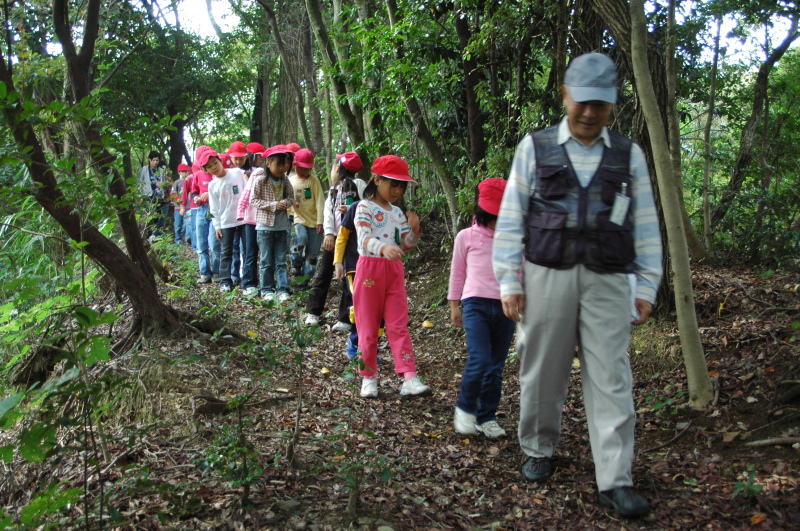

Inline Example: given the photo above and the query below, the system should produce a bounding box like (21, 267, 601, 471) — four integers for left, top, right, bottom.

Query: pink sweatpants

(353, 256, 417, 377)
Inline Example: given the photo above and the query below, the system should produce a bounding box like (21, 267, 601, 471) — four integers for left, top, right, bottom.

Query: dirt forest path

(5, 239, 800, 529)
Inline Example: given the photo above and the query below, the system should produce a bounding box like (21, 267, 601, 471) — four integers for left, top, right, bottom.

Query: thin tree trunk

(711, 15, 799, 226)
(302, 20, 325, 156)
(665, 0, 710, 262)
(305, 0, 370, 177)
(453, 0, 487, 166)
(257, 0, 313, 151)
(702, 18, 722, 249)
(629, 0, 713, 409)
(385, 0, 460, 234)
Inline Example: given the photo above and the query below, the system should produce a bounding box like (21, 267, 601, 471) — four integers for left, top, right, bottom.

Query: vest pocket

(595, 212, 635, 266)
(526, 210, 567, 263)
(536, 165, 569, 199)
(599, 171, 631, 205)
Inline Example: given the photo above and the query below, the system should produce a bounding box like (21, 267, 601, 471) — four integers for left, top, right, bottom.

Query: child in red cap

(352, 155, 432, 398)
(304, 151, 366, 328)
(448, 178, 515, 438)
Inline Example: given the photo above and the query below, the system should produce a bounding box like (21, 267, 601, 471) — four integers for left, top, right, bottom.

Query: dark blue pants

(241, 224, 259, 290)
(220, 225, 247, 288)
(456, 297, 516, 424)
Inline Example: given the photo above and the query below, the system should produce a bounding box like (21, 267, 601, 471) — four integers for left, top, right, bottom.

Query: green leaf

(19, 423, 56, 462)
(0, 445, 13, 463)
(20, 483, 81, 525)
(0, 393, 23, 419)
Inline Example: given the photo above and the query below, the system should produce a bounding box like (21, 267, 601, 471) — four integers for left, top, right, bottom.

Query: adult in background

(137, 150, 167, 238)
(492, 52, 663, 519)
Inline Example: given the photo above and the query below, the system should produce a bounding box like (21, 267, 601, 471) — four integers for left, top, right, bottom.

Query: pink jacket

(236, 168, 263, 225)
(448, 223, 503, 301)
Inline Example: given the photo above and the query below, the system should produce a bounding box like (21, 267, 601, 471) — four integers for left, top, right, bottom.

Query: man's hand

(323, 235, 335, 251)
(632, 299, 653, 325)
(215, 229, 222, 241)
(334, 263, 344, 280)
(316, 224, 323, 234)
(501, 294, 525, 322)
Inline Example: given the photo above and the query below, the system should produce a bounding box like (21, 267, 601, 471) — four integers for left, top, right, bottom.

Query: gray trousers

(517, 262, 636, 491)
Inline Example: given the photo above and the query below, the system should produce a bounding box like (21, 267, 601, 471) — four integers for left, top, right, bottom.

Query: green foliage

(732, 464, 764, 500)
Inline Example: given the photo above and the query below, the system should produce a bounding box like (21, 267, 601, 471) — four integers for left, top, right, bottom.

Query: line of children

(449, 178, 515, 438)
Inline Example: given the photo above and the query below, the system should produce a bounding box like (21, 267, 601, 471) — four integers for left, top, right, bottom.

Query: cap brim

(567, 86, 616, 104)
(380, 174, 417, 184)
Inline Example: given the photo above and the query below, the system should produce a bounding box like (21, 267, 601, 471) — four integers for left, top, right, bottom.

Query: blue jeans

(195, 205, 218, 276)
(173, 208, 184, 243)
(241, 224, 259, 289)
(456, 297, 516, 424)
(220, 225, 247, 288)
(257, 229, 289, 295)
(291, 224, 323, 279)
(184, 209, 196, 251)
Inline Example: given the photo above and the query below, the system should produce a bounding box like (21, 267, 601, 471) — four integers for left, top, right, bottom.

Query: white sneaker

(332, 321, 351, 332)
(476, 420, 506, 438)
(360, 378, 378, 398)
(242, 287, 258, 298)
(198, 275, 212, 284)
(400, 378, 432, 397)
(304, 313, 320, 325)
(278, 292, 291, 302)
(219, 284, 232, 293)
(261, 292, 275, 301)
(453, 407, 479, 435)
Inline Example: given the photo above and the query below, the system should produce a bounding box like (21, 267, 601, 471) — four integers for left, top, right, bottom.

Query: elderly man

(492, 52, 662, 519)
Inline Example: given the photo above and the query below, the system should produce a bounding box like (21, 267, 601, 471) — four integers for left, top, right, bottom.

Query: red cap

(177, 163, 191, 172)
(337, 152, 363, 173)
(263, 145, 287, 158)
(294, 148, 314, 168)
(285, 142, 302, 153)
(220, 153, 232, 168)
(227, 141, 248, 157)
(477, 178, 507, 216)
(194, 145, 219, 167)
(247, 142, 265, 154)
(371, 155, 416, 183)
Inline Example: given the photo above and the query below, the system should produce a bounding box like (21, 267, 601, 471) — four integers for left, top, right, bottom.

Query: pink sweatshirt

(448, 223, 502, 301)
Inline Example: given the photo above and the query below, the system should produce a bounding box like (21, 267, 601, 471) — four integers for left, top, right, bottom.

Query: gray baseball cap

(564, 53, 617, 104)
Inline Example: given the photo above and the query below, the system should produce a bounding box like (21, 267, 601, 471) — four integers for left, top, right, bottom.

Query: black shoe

(521, 456, 552, 483)
(599, 487, 650, 519)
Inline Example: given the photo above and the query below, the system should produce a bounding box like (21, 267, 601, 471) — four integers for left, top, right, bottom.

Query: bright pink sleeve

(236, 186, 251, 221)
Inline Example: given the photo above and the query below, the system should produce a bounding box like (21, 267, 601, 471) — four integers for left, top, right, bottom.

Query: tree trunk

(385, 0, 460, 234)
(710, 15, 799, 226)
(629, 0, 713, 409)
(593, 0, 709, 261)
(702, 18, 722, 249)
(17, 0, 185, 338)
(453, 0, 487, 166)
(257, 0, 313, 151)
(302, 20, 325, 157)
